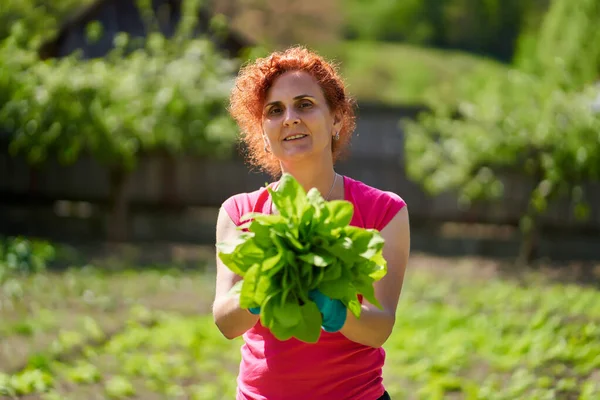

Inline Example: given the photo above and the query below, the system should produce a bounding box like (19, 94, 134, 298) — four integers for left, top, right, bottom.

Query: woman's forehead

(266, 71, 322, 102)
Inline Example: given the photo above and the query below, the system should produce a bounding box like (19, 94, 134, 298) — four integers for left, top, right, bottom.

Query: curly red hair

(228, 46, 356, 177)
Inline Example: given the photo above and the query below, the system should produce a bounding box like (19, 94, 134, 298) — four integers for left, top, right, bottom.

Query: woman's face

(261, 70, 341, 165)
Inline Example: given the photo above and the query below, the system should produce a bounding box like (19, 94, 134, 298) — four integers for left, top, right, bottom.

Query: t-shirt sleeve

(373, 191, 406, 231)
(222, 194, 247, 227)
(222, 189, 267, 227)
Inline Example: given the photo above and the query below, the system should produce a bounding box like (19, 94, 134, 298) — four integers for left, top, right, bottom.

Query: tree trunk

(517, 160, 546, 267)
(107, 167, 130, 243)
(517, 210, 539, 267)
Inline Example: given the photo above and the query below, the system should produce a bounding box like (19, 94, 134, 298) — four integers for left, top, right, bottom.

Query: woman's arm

(212, 206, 260, 339)
(339, 206, 411, 348)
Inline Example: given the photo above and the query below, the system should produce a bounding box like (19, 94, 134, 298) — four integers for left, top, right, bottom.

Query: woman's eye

(299, 101, 313, 109)
(269, 107, 282, 115)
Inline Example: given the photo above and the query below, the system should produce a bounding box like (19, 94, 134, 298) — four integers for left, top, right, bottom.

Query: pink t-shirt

(222, 175, 406, 400)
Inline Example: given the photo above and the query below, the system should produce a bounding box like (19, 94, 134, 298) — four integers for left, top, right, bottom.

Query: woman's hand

(244, 290, 346, 332)
(339, 206, 411, 348)
(309, 289, 347, 332)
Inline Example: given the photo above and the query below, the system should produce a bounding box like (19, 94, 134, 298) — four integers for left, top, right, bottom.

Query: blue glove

(248, 306, 260, 315)
(309, 289, 347, 332)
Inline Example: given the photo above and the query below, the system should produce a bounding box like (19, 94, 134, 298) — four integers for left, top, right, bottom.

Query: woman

(212, 46, 410, 400)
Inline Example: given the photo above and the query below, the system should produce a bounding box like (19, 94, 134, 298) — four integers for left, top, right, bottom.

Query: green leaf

(284, 230, 306, 252)
(353, 275, 382, 309)
(239, 264, 260, 308)
(322, 260, 343, 281)
(271, 231, 292, 255)
(318, 277, 353, 300)
(343, 226, 376, 255)
(370, 251, 387, 270)
(244, 220, 275, 249)
(216, 248, 245, 276)
(311, 268, 325, 289)
(261, 291, 280, 329)
(306, 188, 328, 221)
(261, 251, 285, 277)
(346, 297, 362, 319)
(287, 263, 309, 304)
(298, 252, 334, 267)
(228, 234, 265, 262)
(215, 235, 246, 256)
(269, 323, 295, 342)
(217, 237, 264, 276)
(361, 231, 386, 260)
(268, 173, 308, 221)
(299, 201, 317, 237)
(306, 187, 326, 207)
(273, 298, 302, 329)
(357, 259, 387, 282)
(292, 301, 323, 344)
(254, 274, 274, 306)
(323, 238, 355, 264)
(325, 200, 354, 228)
(300, 262, 314, 286)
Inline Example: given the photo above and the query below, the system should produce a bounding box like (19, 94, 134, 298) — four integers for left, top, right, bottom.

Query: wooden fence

(1, 103, 599, 259)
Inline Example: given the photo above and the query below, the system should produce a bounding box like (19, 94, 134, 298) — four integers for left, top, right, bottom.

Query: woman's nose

(283, 109, 300, 126)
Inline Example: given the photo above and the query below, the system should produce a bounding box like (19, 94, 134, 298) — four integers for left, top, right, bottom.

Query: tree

(341, 0, 549, 62)
(0, 0, 95, 46)
(403, 0, 600, 264)
(0, 8, 239, 242)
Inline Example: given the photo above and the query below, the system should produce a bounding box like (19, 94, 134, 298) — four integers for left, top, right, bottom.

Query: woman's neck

(279, 154, 340, 201)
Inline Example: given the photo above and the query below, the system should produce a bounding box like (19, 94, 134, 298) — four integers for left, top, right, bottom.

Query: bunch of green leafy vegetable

(217, 173, 387, 343)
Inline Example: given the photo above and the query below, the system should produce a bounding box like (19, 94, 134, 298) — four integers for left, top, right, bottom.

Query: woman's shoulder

(344, 175, 406, 207)
(344, 175, 407, 231)
(221, 185, 272, 226)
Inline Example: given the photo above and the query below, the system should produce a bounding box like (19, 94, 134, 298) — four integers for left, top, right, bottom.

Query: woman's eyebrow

(265, 94, 315, 108)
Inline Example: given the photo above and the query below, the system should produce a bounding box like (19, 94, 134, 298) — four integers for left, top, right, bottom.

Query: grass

(1, 250, 600, 399)
(315, 40, 510, 106)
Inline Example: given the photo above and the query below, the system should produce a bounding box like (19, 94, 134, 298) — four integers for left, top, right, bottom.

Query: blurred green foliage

(0, 0, 95, 48)
(514, 0, 600, 91)
(404, 0, 600, 262)
(0, 236, 56, 281)
(2, 256, 600, 398)
(0, 0, 241, 241)
(0, 0, 239, 171)
(0, 32, 238, 171)
(317, 40, 508, 106)
(342, 0, 550, 62)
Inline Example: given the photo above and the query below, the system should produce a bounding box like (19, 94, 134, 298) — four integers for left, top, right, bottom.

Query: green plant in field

(65, 362, 101, 384)
(104, 376, 135, 399)
(0, 236, 55, 281)
(0, 369, 54, 396)
(1, 262, 600, 398)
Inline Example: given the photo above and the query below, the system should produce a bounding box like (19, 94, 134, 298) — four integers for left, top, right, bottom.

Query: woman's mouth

(284, 134, 308, 141)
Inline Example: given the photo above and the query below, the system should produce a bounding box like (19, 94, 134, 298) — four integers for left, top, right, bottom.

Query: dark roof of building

(38, 0, 254, 59)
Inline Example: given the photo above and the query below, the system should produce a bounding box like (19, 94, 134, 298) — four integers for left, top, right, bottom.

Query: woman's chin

(277, 145, 315, 162)
(274, 141, 331, 166)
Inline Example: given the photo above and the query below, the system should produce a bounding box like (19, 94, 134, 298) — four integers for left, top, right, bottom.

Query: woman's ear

(332, 111, 343, 135)
(262, 133, 271, 153)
